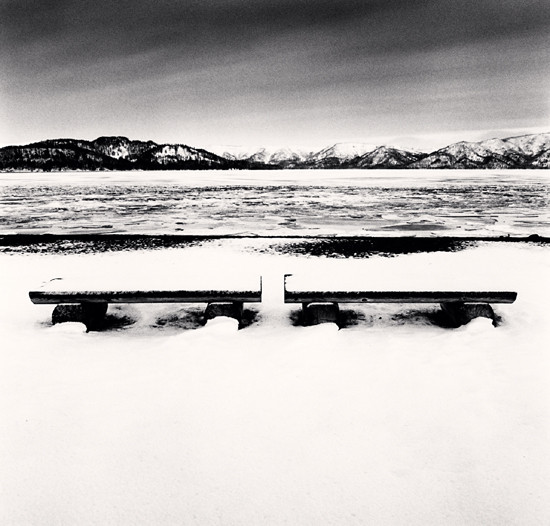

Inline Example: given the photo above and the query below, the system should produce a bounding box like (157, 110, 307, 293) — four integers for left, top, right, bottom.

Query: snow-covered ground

(1, 240, 549, 525)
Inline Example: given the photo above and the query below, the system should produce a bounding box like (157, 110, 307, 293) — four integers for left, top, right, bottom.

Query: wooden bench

(283, 275, 517, 327)
(29, 279, 263, 330)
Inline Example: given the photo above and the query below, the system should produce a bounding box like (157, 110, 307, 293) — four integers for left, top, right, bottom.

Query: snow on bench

(29, 276, 262, 330)
(283, 275, 517, 327)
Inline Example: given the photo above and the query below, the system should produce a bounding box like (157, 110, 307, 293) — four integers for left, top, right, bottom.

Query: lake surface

(1, 170, 549, 236)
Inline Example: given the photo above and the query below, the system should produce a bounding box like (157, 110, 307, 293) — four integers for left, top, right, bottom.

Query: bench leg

(52, 302, 108, 331)
(204, 302, 244, 325)
(302, 302, 340, 326)
(440, 302, 495, 327)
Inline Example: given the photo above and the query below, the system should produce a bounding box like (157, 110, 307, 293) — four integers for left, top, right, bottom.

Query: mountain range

(1, 133, 549, 171)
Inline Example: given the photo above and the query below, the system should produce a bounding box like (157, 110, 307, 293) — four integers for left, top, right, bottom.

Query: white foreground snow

(1, 242, 549, 525)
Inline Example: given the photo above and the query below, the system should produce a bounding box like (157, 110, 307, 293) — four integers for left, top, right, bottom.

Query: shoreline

(2, 234, 548, 257)
(2, 233, 548, 243)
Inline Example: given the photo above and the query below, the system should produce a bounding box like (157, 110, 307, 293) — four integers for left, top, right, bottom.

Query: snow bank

(1, 241, 549, 525)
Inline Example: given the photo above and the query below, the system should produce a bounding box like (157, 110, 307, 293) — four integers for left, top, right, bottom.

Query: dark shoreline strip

(1, 234, 548, 246)
(1, 234, 547, 256)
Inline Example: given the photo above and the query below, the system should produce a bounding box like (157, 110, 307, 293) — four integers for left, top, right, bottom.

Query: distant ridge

(1, 133, 549, 171)
(408, 134, 550, 169)
(0, 137, 250, 171)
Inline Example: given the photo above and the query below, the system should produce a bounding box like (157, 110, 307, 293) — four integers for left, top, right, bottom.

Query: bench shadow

(151, 306, 260, 330)
(289, 308, 304, 326)
(393, 307, 502, 328)
(45, 305, 262, 332)
(290, 308, 375, 328)
(152, 307, 206, 330)
(289, 306, 495, 329)
(102, 311, 139, 330)
(240, 308, 261, 329)
(289, 307, 367, 327)
(340, 307, 444, 328)
(44, 304, 139, 332)
(391, 308, 452, 328)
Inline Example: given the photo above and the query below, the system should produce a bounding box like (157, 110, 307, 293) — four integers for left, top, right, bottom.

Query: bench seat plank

(284, 290, 517, 304)
(29, 289, 262, 304)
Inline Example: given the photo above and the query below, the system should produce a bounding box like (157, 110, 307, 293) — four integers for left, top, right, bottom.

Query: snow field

(1, 241, 549, 525)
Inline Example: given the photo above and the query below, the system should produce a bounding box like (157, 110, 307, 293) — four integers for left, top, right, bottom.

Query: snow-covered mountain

(1, 133, 549, 171)
(247, 147, 310, 166)
(141, 144, 229, 167)
(207, 134, 550, 169)
(531, 149, 550, 168)
(208, 145, 311, 166)
(0, 139, 127, 171)
(348, 146, 425, 169)
(94, 137, 235, 168)
(410, 133, 550, 169)
(0, 137, 245, 171)
(308, 142, 378, 163)
(92, 136, 157, 161)
(314, 142, 379, 160)
(207, 145, 257, 161)
(496, 133, 550, 156)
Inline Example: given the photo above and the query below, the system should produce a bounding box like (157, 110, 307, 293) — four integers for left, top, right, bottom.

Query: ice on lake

(1, 169, 549, 236)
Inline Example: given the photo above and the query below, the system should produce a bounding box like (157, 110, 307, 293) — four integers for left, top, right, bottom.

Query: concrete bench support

(204, 301, 244, 324)
(52, 302, 109, 330)
(440, 302, 496, 327)
(302, 302, 339, 326)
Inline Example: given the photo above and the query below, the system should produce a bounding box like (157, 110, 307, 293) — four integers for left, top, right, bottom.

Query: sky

(1, 0, 549, 152)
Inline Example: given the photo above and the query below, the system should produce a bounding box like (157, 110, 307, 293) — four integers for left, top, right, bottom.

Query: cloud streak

(1, 0, 549, 148)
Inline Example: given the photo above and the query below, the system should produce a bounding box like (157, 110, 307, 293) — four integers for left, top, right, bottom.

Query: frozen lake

(1, 170, 549, 236)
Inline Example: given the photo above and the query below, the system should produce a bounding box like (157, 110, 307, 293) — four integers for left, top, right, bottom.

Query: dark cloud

(1, 0, 549, 147)
(4, 0, 549, 65)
